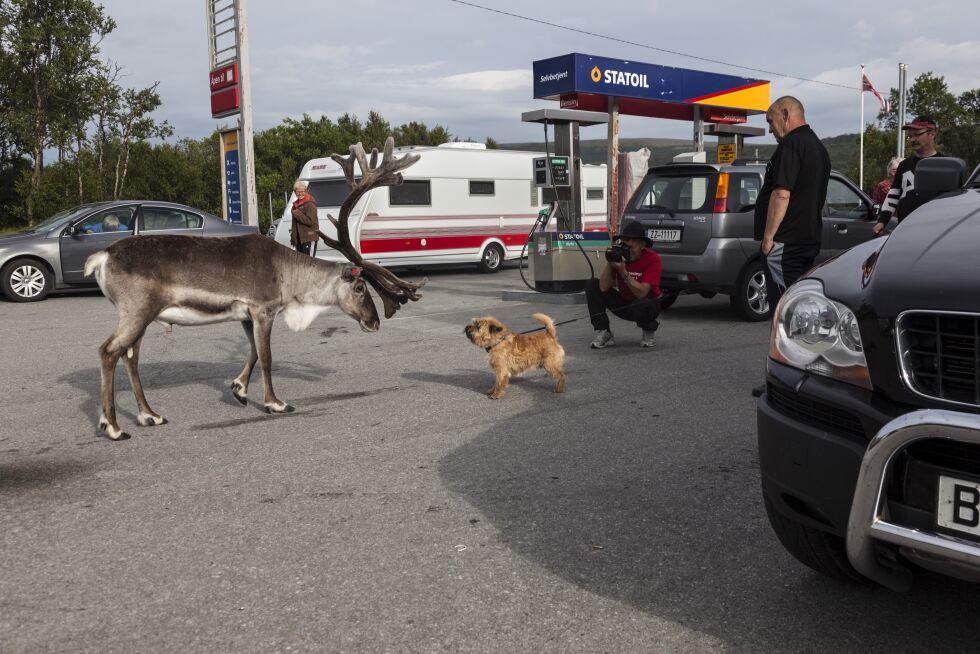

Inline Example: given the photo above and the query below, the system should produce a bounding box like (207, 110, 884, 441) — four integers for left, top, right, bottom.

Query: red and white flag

(862, 73, 890, 112)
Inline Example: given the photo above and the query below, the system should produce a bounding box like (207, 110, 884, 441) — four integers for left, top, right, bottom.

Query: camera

(605, 243, 630, 263)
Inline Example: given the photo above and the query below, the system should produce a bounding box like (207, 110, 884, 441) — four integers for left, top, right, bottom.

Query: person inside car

(81, 213, 128, 234)
(586, 220, 662, 349)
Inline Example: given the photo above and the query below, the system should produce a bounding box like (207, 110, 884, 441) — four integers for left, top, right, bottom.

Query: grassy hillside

(501, 133, 859, 171)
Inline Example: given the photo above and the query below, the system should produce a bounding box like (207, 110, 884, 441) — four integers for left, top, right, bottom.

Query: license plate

(647, 228, 681, 242)
(937, 475, 980, 537)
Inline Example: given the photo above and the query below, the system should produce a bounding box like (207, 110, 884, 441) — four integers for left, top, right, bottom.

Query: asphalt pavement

(1, 264, 978, 653)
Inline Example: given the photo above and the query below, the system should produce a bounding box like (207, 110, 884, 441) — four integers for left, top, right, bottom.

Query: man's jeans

(584, 278, 661, 332)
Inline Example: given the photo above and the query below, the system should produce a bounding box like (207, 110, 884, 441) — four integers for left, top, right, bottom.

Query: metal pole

(268, 192, 273, 222)
(897, 63, 907, 159)
(607, 96, 620, 234)
(860, 64, 865, 190)
(237, 0, 259, 227)
(693, 106, 704, 152)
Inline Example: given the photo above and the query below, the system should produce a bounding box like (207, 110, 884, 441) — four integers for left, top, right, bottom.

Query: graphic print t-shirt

(878, 153, 945, 225)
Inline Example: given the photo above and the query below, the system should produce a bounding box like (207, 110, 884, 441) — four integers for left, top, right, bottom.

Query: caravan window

(390, 180, 431, 206)
(469, 180, 495, 196)
(307, 179, 357, 207)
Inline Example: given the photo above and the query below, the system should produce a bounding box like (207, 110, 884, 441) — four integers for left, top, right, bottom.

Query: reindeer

(85, 138, 424, 440)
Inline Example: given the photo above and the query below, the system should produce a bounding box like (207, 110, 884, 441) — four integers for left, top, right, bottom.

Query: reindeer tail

(531, 313, 556, 339)
(84, 252, 110, 296)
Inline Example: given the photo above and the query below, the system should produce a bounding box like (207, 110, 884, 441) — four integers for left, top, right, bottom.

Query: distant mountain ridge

(500, 134, 859, 170)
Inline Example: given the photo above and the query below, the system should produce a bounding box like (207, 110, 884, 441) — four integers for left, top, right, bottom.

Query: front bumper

(760, 359, 980, 588)
(847, 410, 980, 591)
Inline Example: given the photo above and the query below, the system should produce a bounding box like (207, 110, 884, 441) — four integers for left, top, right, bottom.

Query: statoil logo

(591, 66, 650, 89)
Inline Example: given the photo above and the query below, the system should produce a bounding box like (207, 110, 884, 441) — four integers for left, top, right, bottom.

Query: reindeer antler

(317, 137, 425, 319)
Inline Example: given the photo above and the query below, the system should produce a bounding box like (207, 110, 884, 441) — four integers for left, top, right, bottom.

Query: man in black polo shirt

(872, 114, 944, 235)
(754, 96, 831, 310)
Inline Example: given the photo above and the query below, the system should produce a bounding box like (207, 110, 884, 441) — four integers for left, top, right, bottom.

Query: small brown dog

(464, 313, 565, 399)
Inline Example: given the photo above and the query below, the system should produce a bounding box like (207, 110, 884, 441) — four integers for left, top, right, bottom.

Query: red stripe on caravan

(359, 232, 531, 254)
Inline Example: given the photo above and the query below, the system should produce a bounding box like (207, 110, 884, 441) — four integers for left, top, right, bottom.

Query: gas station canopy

(533, 53, 770, 124)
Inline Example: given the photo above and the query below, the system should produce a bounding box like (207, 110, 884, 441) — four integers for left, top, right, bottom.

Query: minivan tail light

(713, 173, 729, 213)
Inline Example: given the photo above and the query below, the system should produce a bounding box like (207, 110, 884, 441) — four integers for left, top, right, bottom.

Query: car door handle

(835, 224, 848, 234)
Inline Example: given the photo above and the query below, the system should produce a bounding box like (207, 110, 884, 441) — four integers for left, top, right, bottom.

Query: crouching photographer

(585, 221, 663, 349)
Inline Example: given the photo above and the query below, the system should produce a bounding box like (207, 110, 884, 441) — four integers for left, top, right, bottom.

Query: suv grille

(767, 383, 865, 440)
(897, 312, 980, 408)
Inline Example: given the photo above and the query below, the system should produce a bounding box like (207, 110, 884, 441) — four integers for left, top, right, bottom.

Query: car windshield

(630, 173, 717, 213)
(27, 204, 105, 232)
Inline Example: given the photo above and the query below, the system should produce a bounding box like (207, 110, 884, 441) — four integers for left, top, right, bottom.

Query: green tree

(110, 82, 172, 198)
(849, 72, 978, 193)
(485, 137, 499, 149)
(0, 0, 115, 223)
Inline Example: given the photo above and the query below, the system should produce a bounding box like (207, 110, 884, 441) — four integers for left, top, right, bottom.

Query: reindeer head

(337, 265, 380, 332)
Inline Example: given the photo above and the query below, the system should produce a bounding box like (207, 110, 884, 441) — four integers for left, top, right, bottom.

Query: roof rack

(731, 157, 768, 166)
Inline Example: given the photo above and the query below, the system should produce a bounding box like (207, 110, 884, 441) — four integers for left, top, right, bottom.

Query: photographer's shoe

(640, 329, 656, 348)
(590, 329, 615, 349)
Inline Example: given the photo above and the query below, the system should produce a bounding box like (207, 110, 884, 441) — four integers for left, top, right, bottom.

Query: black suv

(758, 157, 980, 590)
(621, 160, 878, 320)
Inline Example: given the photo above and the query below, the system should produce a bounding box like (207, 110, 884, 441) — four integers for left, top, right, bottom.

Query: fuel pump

(520, 109, 610, 293)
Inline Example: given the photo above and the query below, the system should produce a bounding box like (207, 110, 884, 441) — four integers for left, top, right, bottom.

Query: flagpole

(860, 64, 865, 191)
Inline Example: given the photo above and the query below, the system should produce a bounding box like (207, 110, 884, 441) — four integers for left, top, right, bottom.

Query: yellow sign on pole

(717, 143, 736, 164)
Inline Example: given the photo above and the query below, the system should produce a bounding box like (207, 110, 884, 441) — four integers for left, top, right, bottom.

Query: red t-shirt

(615, 248, 661, 300)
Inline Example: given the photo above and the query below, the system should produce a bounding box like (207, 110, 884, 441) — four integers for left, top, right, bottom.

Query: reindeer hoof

(263, 402, 295, 414)
(138, 412, 167, 427)
(230, 381, 248, 405)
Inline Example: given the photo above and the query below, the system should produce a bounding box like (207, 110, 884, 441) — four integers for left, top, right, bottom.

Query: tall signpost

(206, 0, 258, 226)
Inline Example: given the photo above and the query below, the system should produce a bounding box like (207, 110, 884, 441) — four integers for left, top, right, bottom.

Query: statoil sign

(533, 53, 769, 118)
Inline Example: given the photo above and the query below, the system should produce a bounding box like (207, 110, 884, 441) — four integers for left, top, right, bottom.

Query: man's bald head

(766, 96, 807, 142)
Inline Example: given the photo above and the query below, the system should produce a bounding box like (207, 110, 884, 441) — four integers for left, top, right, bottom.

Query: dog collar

(485, 335, 507, 352)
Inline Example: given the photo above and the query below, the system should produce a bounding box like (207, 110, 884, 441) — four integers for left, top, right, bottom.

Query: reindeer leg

(122, 335, 167, 426)
(252, 312, 293, 414)
(98, 317, 150, 440)
(229, 319, 256, 406)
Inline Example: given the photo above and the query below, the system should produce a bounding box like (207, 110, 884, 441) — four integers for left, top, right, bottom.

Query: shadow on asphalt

(0, 459, 94, 493)
(438, 403, 979, 650)
(58, 344, 338, 429)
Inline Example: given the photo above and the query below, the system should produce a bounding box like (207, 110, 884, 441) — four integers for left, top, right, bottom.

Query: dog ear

(488, 323, 502, 333)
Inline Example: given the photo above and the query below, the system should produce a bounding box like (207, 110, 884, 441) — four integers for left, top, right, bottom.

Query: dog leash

(516, 312, 602, 335)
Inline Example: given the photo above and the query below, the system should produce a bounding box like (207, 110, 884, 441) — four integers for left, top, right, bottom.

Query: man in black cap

(872, 114, 944, 235)
(585, 220, 662, 349)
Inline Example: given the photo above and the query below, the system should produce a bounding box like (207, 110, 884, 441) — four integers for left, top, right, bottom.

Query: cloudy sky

(97, 0, 980, 147)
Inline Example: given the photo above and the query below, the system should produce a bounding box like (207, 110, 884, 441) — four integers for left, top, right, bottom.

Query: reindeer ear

(341, 265, 362, 282)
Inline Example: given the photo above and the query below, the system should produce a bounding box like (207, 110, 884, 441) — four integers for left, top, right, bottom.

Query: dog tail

(531, 313, 556, 339)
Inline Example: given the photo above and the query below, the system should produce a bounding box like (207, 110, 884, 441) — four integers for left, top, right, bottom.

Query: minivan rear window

(630, 173, 716, 213)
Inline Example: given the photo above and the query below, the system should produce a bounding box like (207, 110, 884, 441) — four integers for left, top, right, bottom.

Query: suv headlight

(769, 280, 872, 390)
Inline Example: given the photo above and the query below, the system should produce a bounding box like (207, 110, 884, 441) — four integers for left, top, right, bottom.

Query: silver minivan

(621, 160, 880, 321)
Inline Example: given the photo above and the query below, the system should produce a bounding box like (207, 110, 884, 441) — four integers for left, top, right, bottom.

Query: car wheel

(731, 259, 771, 321)
(1, 258, 53, 302)
(763, 492, 867, 584)
(658, 290, 678, 310)
(478, 243, 505, 273)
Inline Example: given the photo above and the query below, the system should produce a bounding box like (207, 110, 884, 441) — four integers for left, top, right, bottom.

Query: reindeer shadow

(59, 341, 338, 434)
(0, 459, 94, 494)
(402, 369, 551, 397)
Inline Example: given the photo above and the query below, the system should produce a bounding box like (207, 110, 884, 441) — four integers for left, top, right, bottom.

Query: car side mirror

(64, 224, 75, 236)
(870, 203, 881, 219)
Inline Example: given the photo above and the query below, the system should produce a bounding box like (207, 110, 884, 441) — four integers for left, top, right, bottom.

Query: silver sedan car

(0, 201, 257, 302)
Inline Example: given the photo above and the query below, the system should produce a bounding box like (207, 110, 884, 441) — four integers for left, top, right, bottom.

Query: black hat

(619, 221, 652, 246)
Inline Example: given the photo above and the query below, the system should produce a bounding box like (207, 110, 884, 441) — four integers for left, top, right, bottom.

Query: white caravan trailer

(271, 142, 608, 272)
